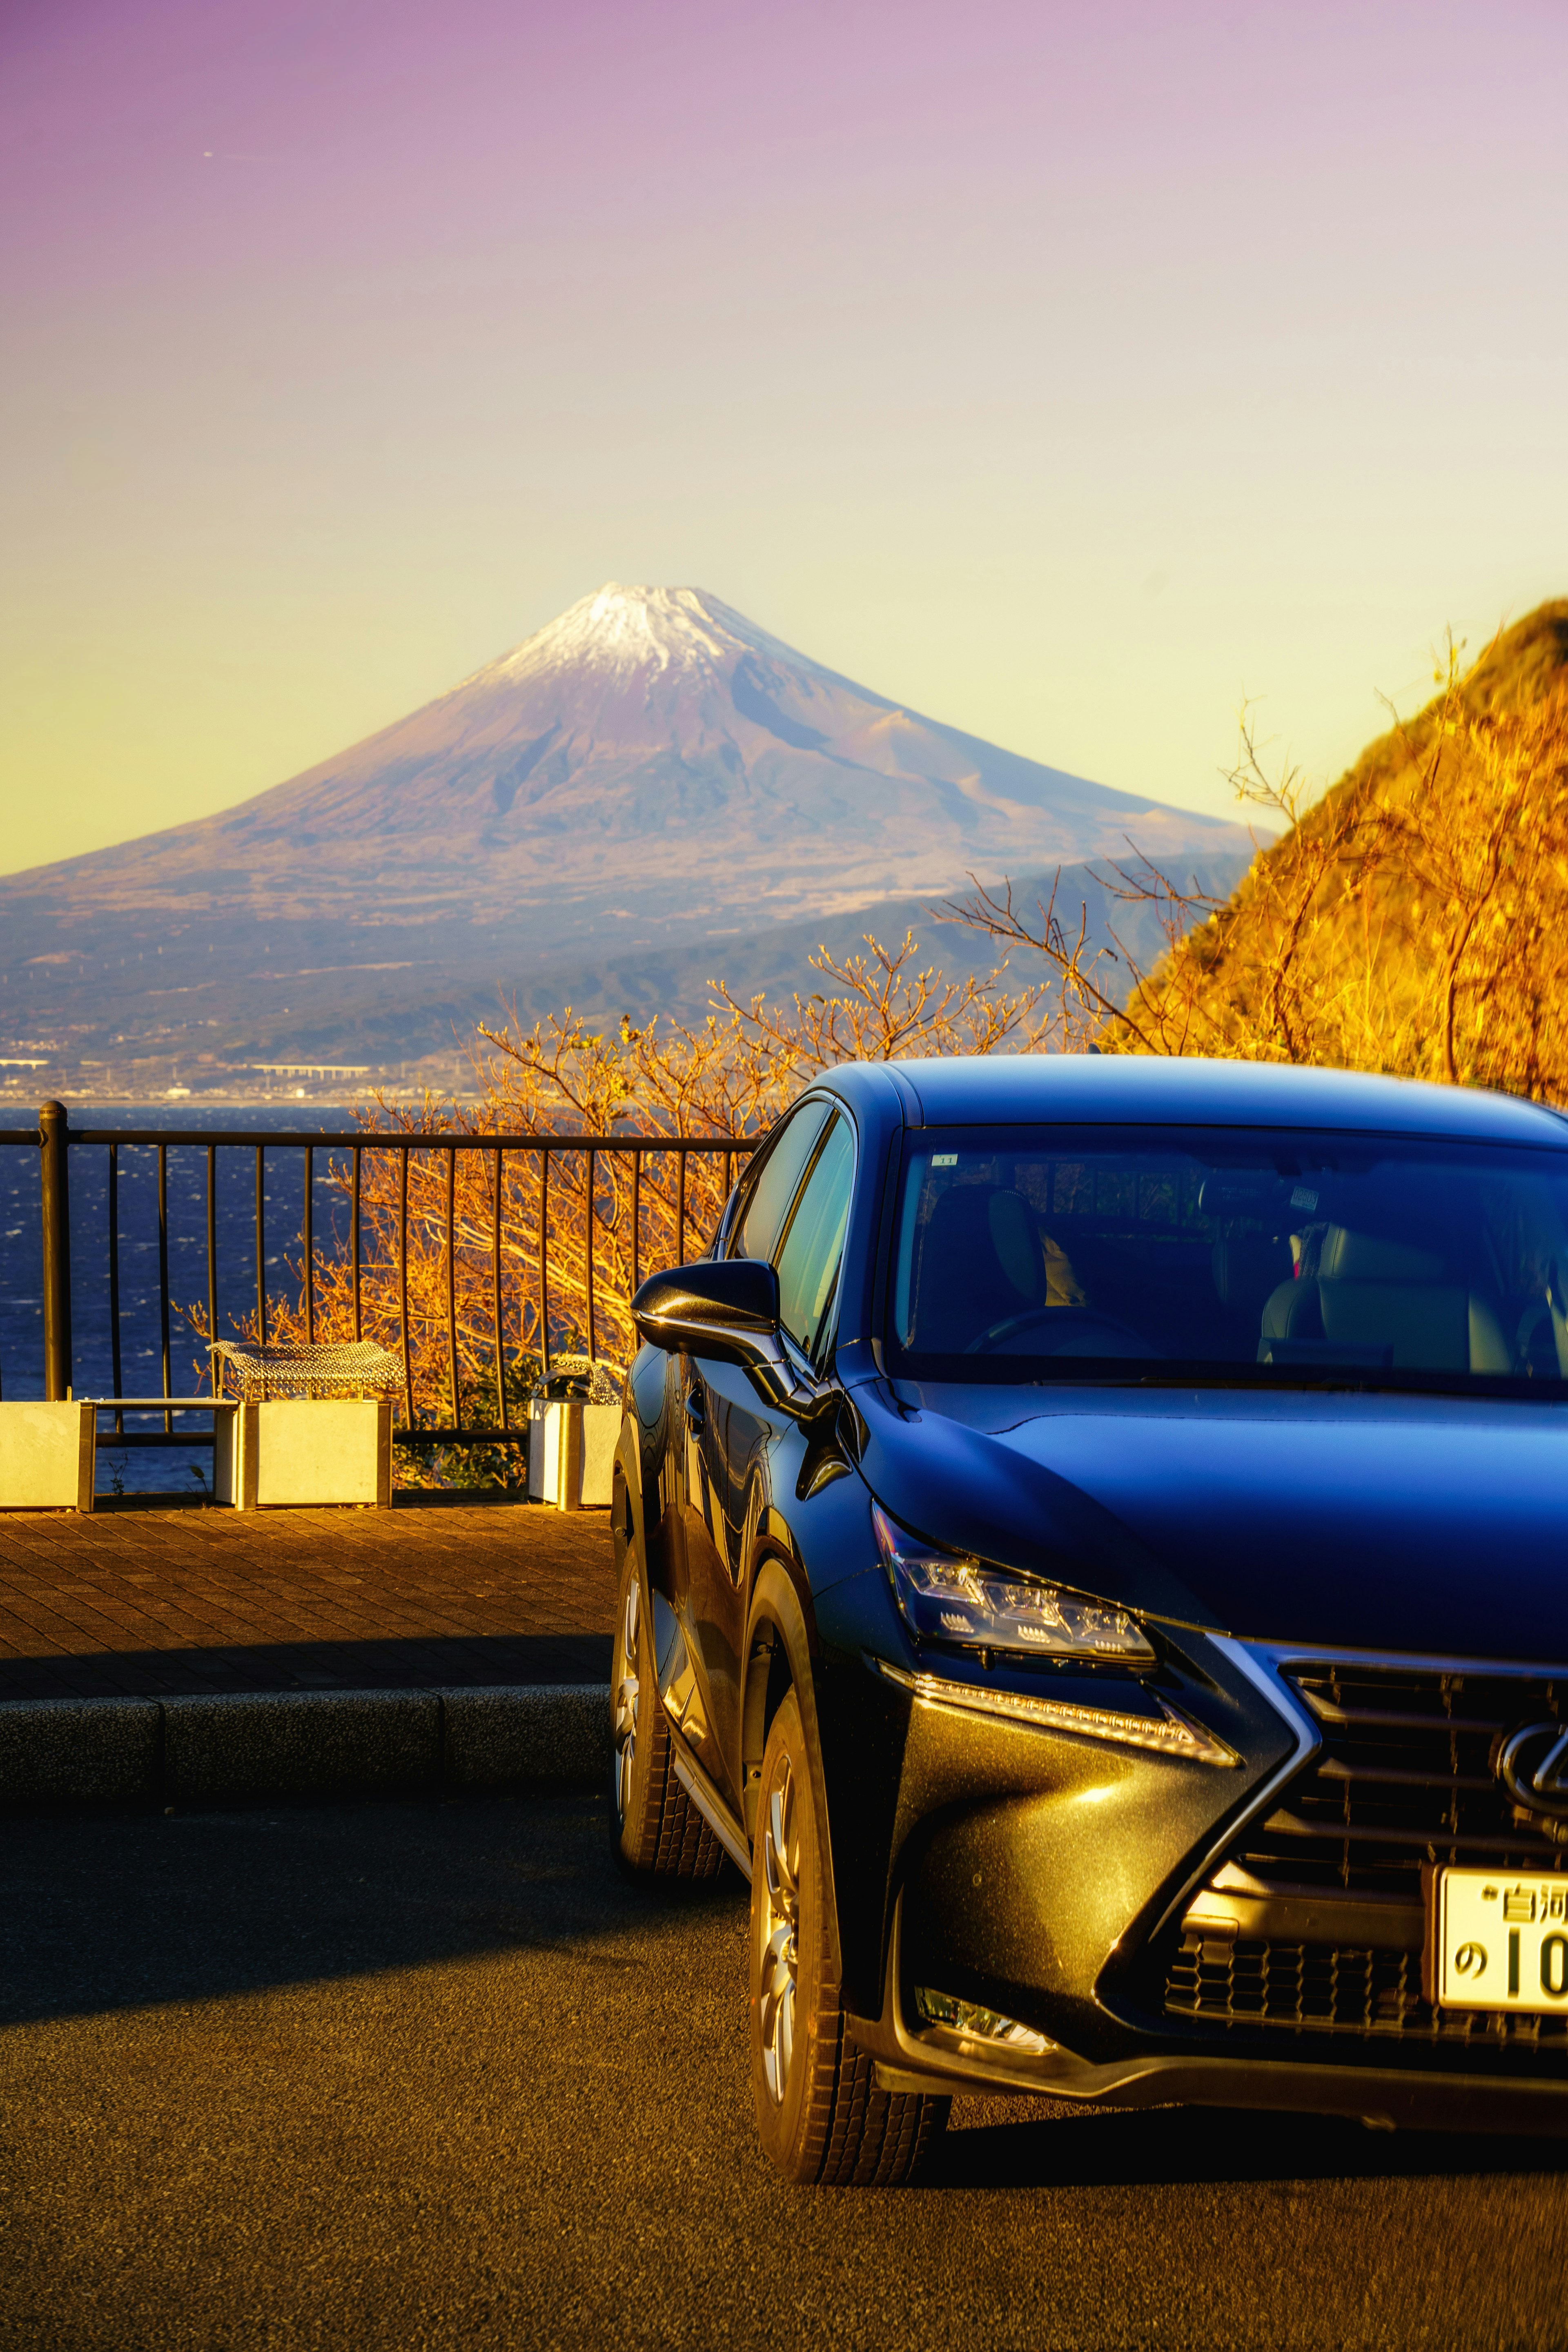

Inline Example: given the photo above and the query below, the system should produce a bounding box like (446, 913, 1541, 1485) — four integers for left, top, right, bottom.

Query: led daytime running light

(871, 1656, 1238, 1766)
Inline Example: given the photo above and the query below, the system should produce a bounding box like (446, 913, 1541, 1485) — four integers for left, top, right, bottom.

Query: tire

(610, 1539, 724, 1880)
(750, 1688, 949, 2185)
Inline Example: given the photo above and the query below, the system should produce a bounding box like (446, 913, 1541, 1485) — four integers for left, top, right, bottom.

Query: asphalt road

(1, 1797, 1565, 2351)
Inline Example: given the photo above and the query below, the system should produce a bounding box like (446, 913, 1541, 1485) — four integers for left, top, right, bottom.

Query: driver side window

(773, 1116, 856, 1366)
(728, 1101, 831, 1265)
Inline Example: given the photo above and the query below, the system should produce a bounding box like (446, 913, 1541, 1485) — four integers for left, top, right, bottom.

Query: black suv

(610, 1054, 1568, 2183)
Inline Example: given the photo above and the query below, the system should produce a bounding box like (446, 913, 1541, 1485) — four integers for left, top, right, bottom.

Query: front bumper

(813, 1577, 1568, 2135)
(847, 1891, 1568, 2137)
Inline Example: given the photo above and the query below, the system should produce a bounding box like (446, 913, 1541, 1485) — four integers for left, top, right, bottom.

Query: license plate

(1431, 1865, 1568, 2013)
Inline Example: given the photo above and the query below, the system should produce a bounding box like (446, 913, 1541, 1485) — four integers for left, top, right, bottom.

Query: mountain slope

(0, 583, 1251, 1072)
(1122, 600, 1568, 1089)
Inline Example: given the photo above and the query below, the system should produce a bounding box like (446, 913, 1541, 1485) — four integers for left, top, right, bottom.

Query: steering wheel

(963, 1305, 1158, 1358)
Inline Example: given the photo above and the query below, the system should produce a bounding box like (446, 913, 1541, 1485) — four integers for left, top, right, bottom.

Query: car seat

(1260, 1226, 1512, 1372)
(1212, 1236, 1294, 1315)
(913, 1185, 1043, 1352)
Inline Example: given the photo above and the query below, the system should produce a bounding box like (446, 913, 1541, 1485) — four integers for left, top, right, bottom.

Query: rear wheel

(610, 1541, 723, 1880)
(750, 1688, 949, 2185)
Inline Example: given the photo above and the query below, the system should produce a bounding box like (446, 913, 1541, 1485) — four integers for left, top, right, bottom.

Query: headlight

(872, 1502, 1156, 1665)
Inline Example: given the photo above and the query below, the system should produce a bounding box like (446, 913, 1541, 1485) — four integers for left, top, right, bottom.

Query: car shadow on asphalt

(0, 1791, 748, 2029)
(7, 1797, 1568, 2194)
(937, 2098, 1568, 2187)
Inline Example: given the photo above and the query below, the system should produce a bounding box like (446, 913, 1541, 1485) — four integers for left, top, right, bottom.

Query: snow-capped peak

(487, 582, 810, 686)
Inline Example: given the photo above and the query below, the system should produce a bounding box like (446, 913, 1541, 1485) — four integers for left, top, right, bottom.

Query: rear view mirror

(631, 1258, 782, 1366)
(1198, 1172, 1290, 1223)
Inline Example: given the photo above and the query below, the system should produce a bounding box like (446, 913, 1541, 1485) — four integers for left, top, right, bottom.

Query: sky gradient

(4, 0, 1566, 875)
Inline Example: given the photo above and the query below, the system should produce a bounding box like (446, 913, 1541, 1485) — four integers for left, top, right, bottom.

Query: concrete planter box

(214, 1398, 392, 1510)
(0, 1401, 94, 1511)
(526, 1399, 617, 1510)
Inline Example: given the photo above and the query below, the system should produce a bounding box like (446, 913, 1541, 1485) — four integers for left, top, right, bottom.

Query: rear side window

(729, 1100, 832, 1264)
(774, 1117, 856, 1363)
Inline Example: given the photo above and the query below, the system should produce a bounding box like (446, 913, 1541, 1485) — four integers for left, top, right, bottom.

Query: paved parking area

(0, 1498, 615, 1699)
(2, 1795, 1565, 2351)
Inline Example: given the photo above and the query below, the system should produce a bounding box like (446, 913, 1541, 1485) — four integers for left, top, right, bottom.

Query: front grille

(1245, 1659, 1568, 1894)
(1161, 1657, 1568, 2074)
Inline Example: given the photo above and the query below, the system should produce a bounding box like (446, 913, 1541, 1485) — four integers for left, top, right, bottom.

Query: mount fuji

(0, 585, 1255, 1082)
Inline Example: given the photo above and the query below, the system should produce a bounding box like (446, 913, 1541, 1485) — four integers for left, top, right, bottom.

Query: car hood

(850, 1378, 1568, 1660)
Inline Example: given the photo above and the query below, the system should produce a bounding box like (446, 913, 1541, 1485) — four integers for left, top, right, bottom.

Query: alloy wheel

(614, 1580, 640, 1826)
(758, 1754, 800, 2105)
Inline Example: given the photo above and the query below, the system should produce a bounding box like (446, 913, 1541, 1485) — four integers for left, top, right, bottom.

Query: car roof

(822, 1054, 1568, 1145)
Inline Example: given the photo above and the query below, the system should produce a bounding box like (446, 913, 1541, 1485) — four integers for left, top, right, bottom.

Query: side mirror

(631, 1258, 782, 1367)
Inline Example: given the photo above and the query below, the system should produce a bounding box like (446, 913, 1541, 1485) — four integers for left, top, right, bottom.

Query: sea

(0, 1106, 361, 1494)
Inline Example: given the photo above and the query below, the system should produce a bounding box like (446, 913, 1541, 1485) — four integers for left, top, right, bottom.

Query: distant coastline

(0, 1062, 482, 1115)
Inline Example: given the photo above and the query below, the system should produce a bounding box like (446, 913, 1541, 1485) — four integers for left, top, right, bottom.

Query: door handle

(683, 1389, 706, 1430)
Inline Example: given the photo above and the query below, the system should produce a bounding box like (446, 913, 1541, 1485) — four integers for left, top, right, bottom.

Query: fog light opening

(914, 1985, 1057, 2057)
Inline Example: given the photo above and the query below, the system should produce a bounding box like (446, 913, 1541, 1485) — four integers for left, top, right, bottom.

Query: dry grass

(947, 601, 1568, 1095)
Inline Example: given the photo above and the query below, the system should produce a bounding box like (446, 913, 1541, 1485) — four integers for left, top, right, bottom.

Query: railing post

(39, 1099, 72, 1400)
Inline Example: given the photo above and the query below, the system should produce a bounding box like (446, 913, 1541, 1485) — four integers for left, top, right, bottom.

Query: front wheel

(610, 1541, 724, 1880)
(750, 1688, 948, 2185)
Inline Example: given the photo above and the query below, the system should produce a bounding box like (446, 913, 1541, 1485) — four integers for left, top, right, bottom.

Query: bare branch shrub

(944, 634, 1568, 1096)
(184, 931, 1047, 1479)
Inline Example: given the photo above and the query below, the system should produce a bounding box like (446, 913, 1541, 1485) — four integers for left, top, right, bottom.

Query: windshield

(886, 1123, 1568, 1391)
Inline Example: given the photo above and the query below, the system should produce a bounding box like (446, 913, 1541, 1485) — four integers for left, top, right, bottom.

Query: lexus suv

(609, 1055, 1568, 2184)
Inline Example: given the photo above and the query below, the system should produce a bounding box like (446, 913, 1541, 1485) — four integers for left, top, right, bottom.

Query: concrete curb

(0, 1695, 161, 1808)
(443, 1683, 610, 1791)
(0, 1684, 611, 1810)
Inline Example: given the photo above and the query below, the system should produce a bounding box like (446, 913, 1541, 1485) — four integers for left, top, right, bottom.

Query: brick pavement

(0, 1499, 616, 1702)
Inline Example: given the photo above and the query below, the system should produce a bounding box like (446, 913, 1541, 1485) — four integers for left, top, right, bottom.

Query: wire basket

(531, 1354, 624, 1405)
(211, 1340, 405, 1403)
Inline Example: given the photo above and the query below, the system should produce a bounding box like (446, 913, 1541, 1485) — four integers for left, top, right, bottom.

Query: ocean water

(0, 1107, 360, 1493)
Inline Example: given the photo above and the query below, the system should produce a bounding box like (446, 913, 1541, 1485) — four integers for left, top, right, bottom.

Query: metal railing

(1, 1102, 756, 1454)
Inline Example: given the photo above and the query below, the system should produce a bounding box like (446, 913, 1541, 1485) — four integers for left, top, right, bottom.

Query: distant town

(0, 1048, 487, 1111)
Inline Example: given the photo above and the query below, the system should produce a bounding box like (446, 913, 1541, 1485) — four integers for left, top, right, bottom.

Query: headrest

(925, 1184, 1041, 1303)
(1318, 1226, 1447, 1284)
(987, 1190, 1040, 1301)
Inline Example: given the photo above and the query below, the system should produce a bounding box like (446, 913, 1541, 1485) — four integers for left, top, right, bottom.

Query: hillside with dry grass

(955, 600, 1568, 1098)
